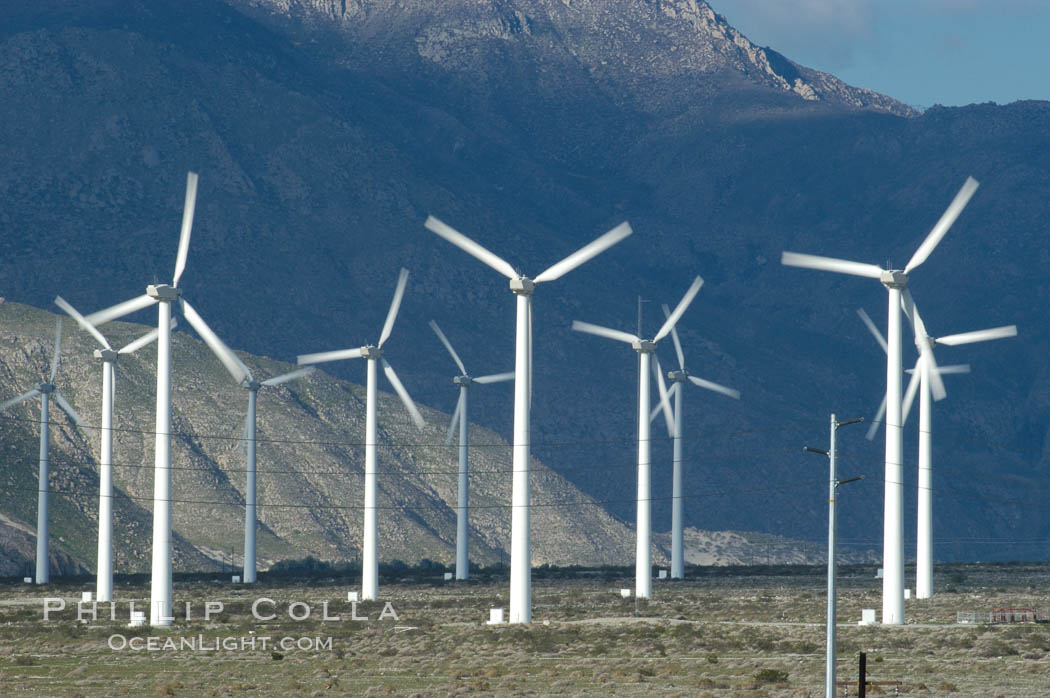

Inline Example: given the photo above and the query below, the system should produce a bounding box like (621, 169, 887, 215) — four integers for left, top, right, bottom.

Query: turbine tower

(54, 296, 167, 601)
(298, 268, 426, 601)
(571, 276, 704, 598)
(782, 176, 978, 624)
(84, 171, 199, 626)
(650, 303, 740, 579)
(858, 305, 1016, 599)
(424, 215, 631, 623)
(429, 320, 513, 581)
(0, 318, 86, 584)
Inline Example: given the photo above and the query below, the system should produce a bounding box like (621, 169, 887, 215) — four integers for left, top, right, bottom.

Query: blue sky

(712, 0, 1050, 109)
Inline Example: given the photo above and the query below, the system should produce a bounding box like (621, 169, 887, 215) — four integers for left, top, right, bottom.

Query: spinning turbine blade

(378, 268, 409, 348)
(650, 382, 678, 425)
(655, 276, 703, 342)
(297, 347, 365, 365)
(687, 375, 741, 400)
(55, 296, 110, 350)
(652, 356, 675, 437)
(474, 372, 515, 384)
(570, 320, 639, 345)
(53, 390, 86, 428)
(172, 171, 199, 287)
(662, 304, 686, 370)
(180, 300, 252, 386)
(0, 389, 42, 412)
(424, 216, 517, 280)
(857, 308, 888, 354)
(429, 320, 467, 376)
(781, 252, 884, 279)
(936, 364, 971, 375)
(261, 366, 316, 387)
(49, 318, 63, 382)
(534, 221, 632, 283)
(527, 298, 532, 409)
(239, 411, 250, 454)
(904, 176, 979, 274)
(85, 294, 158, 327)
(446, 391, 464, 446)
(382, 359, 425, 430)
(118, 318, 175, 355)
(937, 325, 1018, 346)
(866, 394, 887, 441)
(903, 290, 946, 401)
(901, 358, 922, 423)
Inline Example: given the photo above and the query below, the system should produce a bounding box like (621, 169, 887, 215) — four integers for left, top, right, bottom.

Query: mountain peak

(227, 0, 916, 116)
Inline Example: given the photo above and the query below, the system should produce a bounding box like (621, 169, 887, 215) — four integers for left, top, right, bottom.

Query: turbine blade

(652, 356, 675, 437)
(781, 251, 884, 279)
(570, 320, 638, 345)
(0, 389, 41, 412)
(378, 268, 409, 348)
(55, 296, 111, 350)
(180, 300, 252, 385)
(118, 318, 174, 355)
(446, 391, 464, 446)
(904, 176, 979, 274)
(937, 364, 972, 375)
(924, 348, 947, 402)
(866, 394, 887, 441)
(474, 372, 515, 384)
(527, 298, 533, 410)
(856, 308, 888, 354)
(84, 294, 158, 327)
(901, 358, 922, 424)
(297, 347, 365, 365)
(49, 318, 63, 382)
(936, 325, 1018, 346)
(650, 381, 678, 427)
(655, 276, 703, 342)
(424, 216, 517, 280)
(534, 221, 632, 283)
(662, 304, 686, 370)
(429, 319, 467, 376)
(52, 390, 86, 429)
(172, 171, 199, 287)
(239, 410, 250, 455)
(687, 375, 740, 400)
(382, 359, 425, 430)
(261, 366, 316, 387)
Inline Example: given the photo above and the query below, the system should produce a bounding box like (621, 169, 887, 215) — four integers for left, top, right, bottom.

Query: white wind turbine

(298, 267, 426, 601)
(0, 317, 86, 584)
(571, 276, 704, 599)
(425, 215, 631, 623)
(649, 303, 740, 580)
(84, 171, 199, 626)
(782, 175, 979, 624)
(54, 296, 169, 601)
(429, 319, 513, 581)
(858, 304, 1016, 600)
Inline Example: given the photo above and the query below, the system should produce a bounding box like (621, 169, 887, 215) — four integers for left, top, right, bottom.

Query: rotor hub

(453, 375, 473, 386)
(361, 345, 382, 359)
(38, 383, 55, 394)
(880, 270, 908, 289)
(146, 284, 182, 301)
(94, 348, 119, 362)
(668, 370, 689, 382)
(245, 380, 261, 391)
(632, 339, 657, 353)
(509, 277, 535, 296)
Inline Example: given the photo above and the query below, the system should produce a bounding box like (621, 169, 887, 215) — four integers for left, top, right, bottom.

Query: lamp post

(805, 413, 863, 698)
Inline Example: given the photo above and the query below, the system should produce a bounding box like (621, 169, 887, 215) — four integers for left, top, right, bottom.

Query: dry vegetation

(2, 563, 1049, 696)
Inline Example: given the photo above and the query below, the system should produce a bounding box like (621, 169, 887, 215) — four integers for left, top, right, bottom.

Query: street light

(805, 413, 864, 698)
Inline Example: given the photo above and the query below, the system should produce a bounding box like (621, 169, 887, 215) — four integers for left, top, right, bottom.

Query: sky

(712, 0, 1050, 109)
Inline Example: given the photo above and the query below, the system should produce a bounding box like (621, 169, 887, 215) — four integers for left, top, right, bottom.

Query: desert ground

(1, 563, 1049, 696)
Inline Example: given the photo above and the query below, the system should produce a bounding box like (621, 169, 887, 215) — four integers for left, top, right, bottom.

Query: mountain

(1, 0, 1048, 562)
(0, 301, 647, 574)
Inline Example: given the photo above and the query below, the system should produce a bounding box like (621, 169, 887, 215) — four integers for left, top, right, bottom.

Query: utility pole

(805, 413, 863, 698)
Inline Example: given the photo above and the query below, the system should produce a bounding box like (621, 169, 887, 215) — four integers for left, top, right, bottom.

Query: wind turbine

(83, 170, 199, 626)
(424, 215, 631, 623)
(0, 317, 86, 584)
(571, 276, 704, 599)
(429, 319, 513, 581)
(298, 268, 426, 601)
(782, 175, 979, 624)
(53, 296, 169, 601)
(649, 303, 740, 580)
(858, 304, 1016, 600)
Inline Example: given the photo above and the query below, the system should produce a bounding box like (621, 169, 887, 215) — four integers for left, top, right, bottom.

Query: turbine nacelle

(453, 375, 473, 386)
(880, 270, 908, 288)
(93, 348, 119, 362)
(146, 284, 182, 302)
(360, 345, 382, 360)
(38, 383, 55, 394)
(509, 277, 535, 295)
(244, 380, 262, 392)
(632, 339, 656, 353)
(668, 370, 689, 382)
